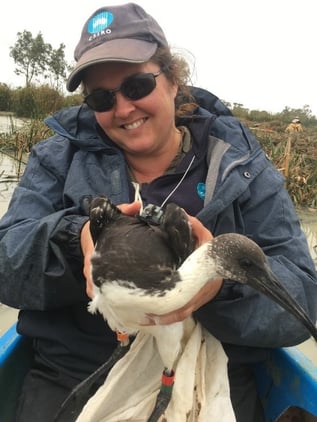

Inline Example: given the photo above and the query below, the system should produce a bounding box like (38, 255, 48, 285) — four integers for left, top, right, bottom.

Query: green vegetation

(248, 128, 317, 208)
(231, 105, 317, 208)
(0, 83, 82, 119)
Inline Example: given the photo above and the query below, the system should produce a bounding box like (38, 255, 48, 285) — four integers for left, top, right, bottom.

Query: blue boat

(0, 322, 317, 422)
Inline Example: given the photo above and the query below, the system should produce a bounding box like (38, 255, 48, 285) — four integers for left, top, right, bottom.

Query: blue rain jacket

(0, 89, 316, 374)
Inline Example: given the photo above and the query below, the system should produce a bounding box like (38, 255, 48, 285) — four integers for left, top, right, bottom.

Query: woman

(0, 3, 316, 421)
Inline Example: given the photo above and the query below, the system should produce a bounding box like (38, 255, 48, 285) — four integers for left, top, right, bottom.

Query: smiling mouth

(123, 118, 147, 130)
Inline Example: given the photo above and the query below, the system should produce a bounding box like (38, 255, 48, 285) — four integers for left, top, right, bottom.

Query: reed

(255, 130, 317, 208)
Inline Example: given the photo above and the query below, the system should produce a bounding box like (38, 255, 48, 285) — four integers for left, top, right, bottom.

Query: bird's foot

(89, 196, 121, 242)
(53, 338, 131, 421)
(147, 369, 175, 422)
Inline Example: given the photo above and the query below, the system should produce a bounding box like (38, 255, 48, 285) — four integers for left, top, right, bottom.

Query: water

(0, 153, 23, 335)
(0, 153, 316, 362)
(0, 304, 18, 337)
(0, 154, 24, 216)
(0, 112, 27, 331)
(0, 114, 26, 134)
(296, 209, 317, 363)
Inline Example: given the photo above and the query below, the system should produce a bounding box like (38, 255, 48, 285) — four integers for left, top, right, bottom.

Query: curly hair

(149, 47, 198, 118)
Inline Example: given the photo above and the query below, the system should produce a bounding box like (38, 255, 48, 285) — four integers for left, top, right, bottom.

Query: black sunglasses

(84, 70, 163, 112)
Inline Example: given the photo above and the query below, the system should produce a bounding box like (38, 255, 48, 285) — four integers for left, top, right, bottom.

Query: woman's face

(84, 62, 179, 157)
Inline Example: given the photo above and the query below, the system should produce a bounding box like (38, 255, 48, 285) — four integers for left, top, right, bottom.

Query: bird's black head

(209, 233, 269, 284)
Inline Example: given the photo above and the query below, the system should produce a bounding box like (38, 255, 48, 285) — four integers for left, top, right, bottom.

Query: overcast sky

(1, 0, 316, 116)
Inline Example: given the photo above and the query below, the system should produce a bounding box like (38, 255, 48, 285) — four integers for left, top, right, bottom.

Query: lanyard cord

(160, 155, 195, 208)
(132, 154, 195, 212)
(132, 181, 144, 213)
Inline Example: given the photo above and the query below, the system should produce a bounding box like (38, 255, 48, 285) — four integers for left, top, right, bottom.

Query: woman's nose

(113, 92, 136, 117)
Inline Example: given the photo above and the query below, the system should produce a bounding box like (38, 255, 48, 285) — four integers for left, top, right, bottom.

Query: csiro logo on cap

(88, 11, 113, 34)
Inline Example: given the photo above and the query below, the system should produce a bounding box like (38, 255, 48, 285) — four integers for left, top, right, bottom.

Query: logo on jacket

(196, 182, 205, 200)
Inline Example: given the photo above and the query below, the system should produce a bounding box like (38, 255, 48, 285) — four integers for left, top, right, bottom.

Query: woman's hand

(80, 201, 141, 299)
(187, 214, 213, 247)
(80, 220, 95, 299)
(143, 215, 223, 326)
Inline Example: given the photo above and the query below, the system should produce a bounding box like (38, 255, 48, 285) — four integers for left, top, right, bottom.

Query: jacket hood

(45, 105, 110, 151)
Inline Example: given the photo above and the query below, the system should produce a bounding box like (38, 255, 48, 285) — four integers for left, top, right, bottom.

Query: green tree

(47, 43, 68, 91)
(9, 30, 68, 89)
(10, 31, 50, 86)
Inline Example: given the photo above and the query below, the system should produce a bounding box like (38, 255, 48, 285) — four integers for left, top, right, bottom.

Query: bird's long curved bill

(249, 265, 317, 342)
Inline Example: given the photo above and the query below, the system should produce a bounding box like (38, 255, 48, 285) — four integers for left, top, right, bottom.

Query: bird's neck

(179, 243, 217, 280)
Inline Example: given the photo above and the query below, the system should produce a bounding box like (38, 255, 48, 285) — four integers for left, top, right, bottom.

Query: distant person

(0, 3, 316, 422)
(286, 117, 303, 133)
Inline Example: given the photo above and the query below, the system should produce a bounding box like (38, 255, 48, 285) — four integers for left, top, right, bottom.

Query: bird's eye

(240, 258, 253, 269)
